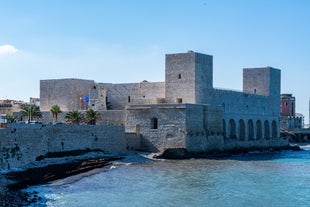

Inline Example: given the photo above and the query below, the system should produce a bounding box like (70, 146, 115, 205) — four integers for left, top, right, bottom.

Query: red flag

(80, 97, 84, 103)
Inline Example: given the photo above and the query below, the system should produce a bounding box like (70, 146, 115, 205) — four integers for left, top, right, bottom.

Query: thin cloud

(0, 44, 18, 55)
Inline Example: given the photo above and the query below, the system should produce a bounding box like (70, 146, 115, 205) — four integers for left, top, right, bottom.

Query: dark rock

(291, 144, 302, 151)
(155, 148, 189, 159)
(7, 156, 122, 190)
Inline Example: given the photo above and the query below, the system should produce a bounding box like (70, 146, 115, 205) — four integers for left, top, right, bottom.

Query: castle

(40, 51, 288, 154)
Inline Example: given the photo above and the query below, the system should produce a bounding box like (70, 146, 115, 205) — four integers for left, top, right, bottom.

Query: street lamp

(28, 106, 32, 122)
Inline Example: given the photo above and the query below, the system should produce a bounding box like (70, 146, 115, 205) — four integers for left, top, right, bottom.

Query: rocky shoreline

(0, 152, 123, 207)
(0, 145, 303, 206)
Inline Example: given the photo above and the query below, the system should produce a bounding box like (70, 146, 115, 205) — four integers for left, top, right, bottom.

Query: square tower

(165, 51, 213, 104)
(243, 67, 281, 117)
(243, 67, 281, 97)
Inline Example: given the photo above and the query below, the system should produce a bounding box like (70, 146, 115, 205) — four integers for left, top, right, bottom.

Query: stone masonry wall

(125, 103, 288, 154)
(40, 79, 95, 111)
(0, 124, 128, 170)
(183, 104, 224, 153)
(125, 104, 187, 152)
(165, 52, 196, 104)
(212, 89, 280, 140)
(101, 82, 165, 110)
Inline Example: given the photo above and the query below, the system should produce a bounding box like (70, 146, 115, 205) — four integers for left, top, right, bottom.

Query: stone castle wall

(0, 124, 130, 170)
(211, 89, 280, 140)
(40, 79, 95, 111)
(125, 104, 223, 153)
(125, 103, 288, 154)
(125, 104, 188, 152)
(101, 81, 165, 110)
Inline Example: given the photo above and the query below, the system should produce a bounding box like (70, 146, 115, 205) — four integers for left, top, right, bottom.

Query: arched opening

(264, 120, 270, 139)
(248, 120, 254, 140)
(239, 119, 245, 140)
(272, 120, 277, 138)
(256, 120, 262, 140)
(229, 119, 236, 139)
(223, 119, 226, 138)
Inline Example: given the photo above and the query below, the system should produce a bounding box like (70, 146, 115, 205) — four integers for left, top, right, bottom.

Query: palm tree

(50, 104, 62, 123)
(85, 109, 100, 125)
(7, 115, 17, 123)
(65, 110, 82, 124)
(20, 105, 42, 121)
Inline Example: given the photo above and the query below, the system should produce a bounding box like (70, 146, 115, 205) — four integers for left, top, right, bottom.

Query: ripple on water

(25, 150, 310, 207)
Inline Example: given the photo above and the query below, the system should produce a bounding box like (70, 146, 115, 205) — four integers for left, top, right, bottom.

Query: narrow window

(128, 96, 131, 103)
(177, 98, 182, 103)
(254, 89, 256, 94)
(178, 74, 181, 79)
(151, 118, 158, 129)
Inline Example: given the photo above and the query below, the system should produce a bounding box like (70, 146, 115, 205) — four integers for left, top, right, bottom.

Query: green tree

(85, 109, 100, 125)
(20, 105, 42, 121)
(7, 115, 17, 123)
(50, 104, 62, 123)
(65, 110, 82, 124)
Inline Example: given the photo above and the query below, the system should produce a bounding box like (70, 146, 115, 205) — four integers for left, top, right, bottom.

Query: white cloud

(0, 44, 18, 55)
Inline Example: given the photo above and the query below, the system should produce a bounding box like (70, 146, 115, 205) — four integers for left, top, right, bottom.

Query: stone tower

(165, 51, 213, 104)
(243, 67, 281, 116)
(243, 67, 280, 97)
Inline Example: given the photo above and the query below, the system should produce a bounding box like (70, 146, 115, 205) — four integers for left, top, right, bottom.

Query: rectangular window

(177, 98, 182, 103)
(128, 96, 131, 103)
(151, 118, 158, 129)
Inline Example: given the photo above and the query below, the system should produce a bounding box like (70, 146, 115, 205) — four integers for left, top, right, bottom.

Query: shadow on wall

(140, 135, 160, 153)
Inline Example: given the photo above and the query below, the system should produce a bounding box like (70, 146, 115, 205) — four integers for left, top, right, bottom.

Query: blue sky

(0, 0, 310, 123)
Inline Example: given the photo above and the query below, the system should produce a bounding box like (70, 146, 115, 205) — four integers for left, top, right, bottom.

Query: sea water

(26, 149, 310, 207)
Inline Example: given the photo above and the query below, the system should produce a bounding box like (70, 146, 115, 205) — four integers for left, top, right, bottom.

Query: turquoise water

(26, 150, 310, 207)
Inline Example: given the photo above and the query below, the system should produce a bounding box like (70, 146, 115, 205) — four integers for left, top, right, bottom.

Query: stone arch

(239, 119, 245, 140)
(256, 120, 262, 140)
(229, 119, 236, 139)
(264, 120, 270, 139)
(223, 119, 226, 138)
(248, 119, 254, 140)
(272, 120, 277, 138)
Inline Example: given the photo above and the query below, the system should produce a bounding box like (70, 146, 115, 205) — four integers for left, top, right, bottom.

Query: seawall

(0, 124, 128, 170)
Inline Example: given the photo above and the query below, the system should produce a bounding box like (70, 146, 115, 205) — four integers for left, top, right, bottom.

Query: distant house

(280, 94, 303, 130)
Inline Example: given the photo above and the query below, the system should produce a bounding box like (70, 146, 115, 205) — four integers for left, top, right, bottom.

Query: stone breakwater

(0, 124, 133, 170)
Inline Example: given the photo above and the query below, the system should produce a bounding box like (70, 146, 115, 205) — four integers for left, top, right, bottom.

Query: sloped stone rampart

(0, 124, 128, 170)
